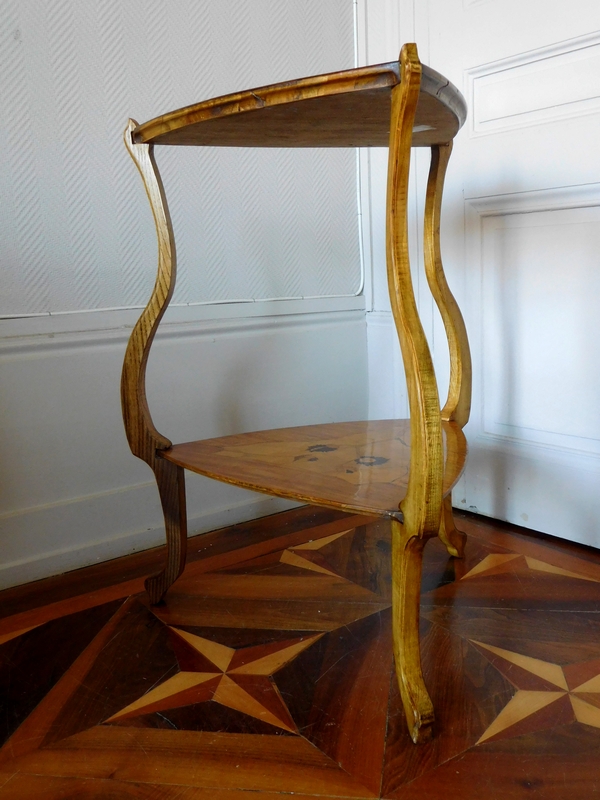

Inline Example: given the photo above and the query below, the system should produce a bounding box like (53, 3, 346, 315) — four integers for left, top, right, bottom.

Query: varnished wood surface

(161, 419, 467, 519)
(2, 508, 600, 798)
(133, 61, 466, 149)
(122, 43, 472, 740)
(424, 143, 471, 428)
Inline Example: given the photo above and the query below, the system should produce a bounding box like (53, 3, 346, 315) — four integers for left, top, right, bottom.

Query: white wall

(0, 0, 368, 589)
(360, 0, 600, 547)
(357, 0, 426, 422)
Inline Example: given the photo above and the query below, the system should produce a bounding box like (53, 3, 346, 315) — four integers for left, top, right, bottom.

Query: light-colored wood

(121, 120, 175, 464)
(133, 62, 466, 149)
(391, 518, 435, 744)
(476, 691, 566, 744)
(121, 44, 471, 741)
(122, 121, 188, 605)
(438, 494, 467, 558)
(144, 458, 188, 605)
(423, 143, 472, 429)
(385, 43, 444, 744)
(160, 419, 467, 518)
(473, 640, 569, 689)
(386, 46, 444, 538)
(422, 138, 471, 561)
(172, 629, 235, 671)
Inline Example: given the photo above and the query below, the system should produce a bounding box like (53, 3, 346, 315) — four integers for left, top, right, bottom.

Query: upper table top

(133, 61, 466, 149)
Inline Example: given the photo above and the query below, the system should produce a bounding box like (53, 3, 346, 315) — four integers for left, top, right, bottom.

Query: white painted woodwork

(360, 0, 600, 547)
(0, 0, 367, 588)
(0, 302, 366, 589)
(468, 33, 600, 134)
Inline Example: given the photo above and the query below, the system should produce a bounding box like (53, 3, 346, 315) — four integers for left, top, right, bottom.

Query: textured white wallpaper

(0, 0, 360, 316)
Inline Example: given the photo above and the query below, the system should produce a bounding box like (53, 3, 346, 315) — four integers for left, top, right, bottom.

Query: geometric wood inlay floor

(1, 506, 600, 798)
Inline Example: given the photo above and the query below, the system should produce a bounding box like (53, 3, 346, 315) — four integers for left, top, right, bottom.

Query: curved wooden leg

(145, 459, 188, 605)
(391, 518, 434, 744)
(438, 494, 466, 558)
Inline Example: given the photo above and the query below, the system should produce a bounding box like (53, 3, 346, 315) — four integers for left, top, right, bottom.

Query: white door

(416, 0, 600, 547)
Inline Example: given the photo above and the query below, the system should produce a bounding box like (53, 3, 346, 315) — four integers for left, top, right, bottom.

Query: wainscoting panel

(0, 305, 367, 589)
(462, 185, 600, 545)
(468, 32, 600, 134)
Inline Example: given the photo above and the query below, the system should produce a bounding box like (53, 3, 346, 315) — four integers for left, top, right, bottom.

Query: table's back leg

(122, 120, 188, 603)
(438, 493, 467, 558)
(422, 142, 472, 560)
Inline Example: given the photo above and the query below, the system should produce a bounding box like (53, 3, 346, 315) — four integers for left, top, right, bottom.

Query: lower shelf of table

(160, 418, 467, 519)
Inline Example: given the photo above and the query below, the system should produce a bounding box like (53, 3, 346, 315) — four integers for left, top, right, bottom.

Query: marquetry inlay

(3, 509, 600, 797)
(473, 641, 600, 743)
(106, 628, 323, 733)
(462, 553, 600, 582)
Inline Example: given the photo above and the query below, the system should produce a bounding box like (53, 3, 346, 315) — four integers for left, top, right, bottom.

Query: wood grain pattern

(122, 122, 187, 604)
(385, 44, 442, 744)
(8, 727, 376, 798)
(0, 601, 122, 748)
(0, 508, 354, 623)
(1, 509, 600, 798)
(386, 46, 443, 538)
(133, 62, 466, 149)
(0, 775, 328, 799)
(161, 419, 466, 519)
(0, 598, 135, 764)
(121, 121, 175, 464)
(423, 143, 471, 429)
(121, 43, 471, 744)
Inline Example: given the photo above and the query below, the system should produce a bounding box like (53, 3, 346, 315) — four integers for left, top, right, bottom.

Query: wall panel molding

(0, 482, 296, 591)
(0, 302, 366, 359)
(0, 307, 367, 589)
(466, 183, 600, 460)
(467, 31, 600, 135)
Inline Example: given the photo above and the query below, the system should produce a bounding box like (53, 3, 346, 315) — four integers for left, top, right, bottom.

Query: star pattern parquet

(1, 507, 600, 798)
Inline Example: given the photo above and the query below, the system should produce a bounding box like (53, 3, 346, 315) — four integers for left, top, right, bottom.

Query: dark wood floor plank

(0, 600, 122, 747)
(0, 581, 144, 641)
(0, 598, 132, 764)
(456, 510, 600, 564)
(8, 727, 376, 797)
(388, 744, 600, 800)
(382, 620, 514, 795)
(0, 513, 372, 640)
(0, 773, 333, 799)
(147, 594, 390, 631)
(2, 507, 600, 799)
(0, 507, 355, 621)
(163, 594, 390, 632)
(162, 572, 384, 602)
(456, 514, 600, 581)
(177, 514, 375, 582)
(424, 571, 600, 611)
(297, 609, 393, 795)
(40, 600, 182, 748)
(422, 607, 600, 664)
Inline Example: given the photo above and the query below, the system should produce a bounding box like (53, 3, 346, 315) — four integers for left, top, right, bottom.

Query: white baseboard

(0, 481, 298, 591)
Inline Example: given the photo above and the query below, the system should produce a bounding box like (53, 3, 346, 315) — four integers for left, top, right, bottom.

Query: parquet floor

(1, 507, 600, 798)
